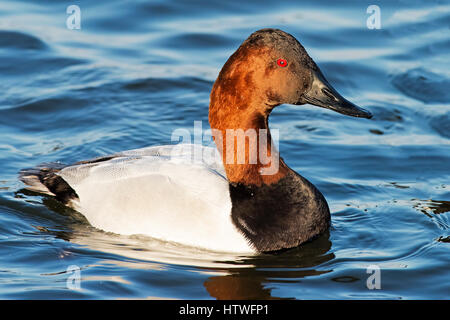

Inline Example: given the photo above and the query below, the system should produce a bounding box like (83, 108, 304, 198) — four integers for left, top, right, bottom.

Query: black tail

(19, 163, 79, 204)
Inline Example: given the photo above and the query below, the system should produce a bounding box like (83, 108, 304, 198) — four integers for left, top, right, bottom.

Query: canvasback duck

(20, 29, 372, 253)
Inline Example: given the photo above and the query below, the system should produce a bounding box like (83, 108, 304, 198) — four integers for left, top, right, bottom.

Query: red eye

(277, 59, 288, 67)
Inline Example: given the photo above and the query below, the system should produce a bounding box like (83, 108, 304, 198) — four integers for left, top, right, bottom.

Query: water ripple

(0, 30, 47, 51)
(391, 68, 450, 103)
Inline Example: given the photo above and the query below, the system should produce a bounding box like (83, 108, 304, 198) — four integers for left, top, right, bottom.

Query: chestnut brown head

(210, 28, 372, 119)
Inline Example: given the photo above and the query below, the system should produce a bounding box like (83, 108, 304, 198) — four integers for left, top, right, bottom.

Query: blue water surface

(0, 0, 449, 299)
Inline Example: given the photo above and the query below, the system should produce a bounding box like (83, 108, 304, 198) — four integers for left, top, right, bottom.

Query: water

(0, 0, 449, 299)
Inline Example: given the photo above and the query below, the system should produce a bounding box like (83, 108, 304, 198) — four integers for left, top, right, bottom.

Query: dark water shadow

(15, 188, 91, 240)
(413, 199, 450, 216)
(202, 233, 334, 299)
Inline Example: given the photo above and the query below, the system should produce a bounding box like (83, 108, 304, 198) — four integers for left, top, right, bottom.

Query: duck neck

(209, 97, 290, 187)
(208, 76, 331, 252)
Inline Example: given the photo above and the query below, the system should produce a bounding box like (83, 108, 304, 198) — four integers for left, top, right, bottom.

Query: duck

(19, 29, 372, 253)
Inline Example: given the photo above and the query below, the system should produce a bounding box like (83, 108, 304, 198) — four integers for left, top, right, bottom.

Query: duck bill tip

(328, 100, 373, 119)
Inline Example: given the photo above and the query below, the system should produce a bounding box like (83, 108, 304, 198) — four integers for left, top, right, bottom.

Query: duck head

(209, 28, 372, 186)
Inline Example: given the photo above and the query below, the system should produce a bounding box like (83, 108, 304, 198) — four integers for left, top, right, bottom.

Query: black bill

(298, 69, 372, 119)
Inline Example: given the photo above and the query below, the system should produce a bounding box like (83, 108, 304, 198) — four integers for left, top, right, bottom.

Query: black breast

(229, 171, 330, 252)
